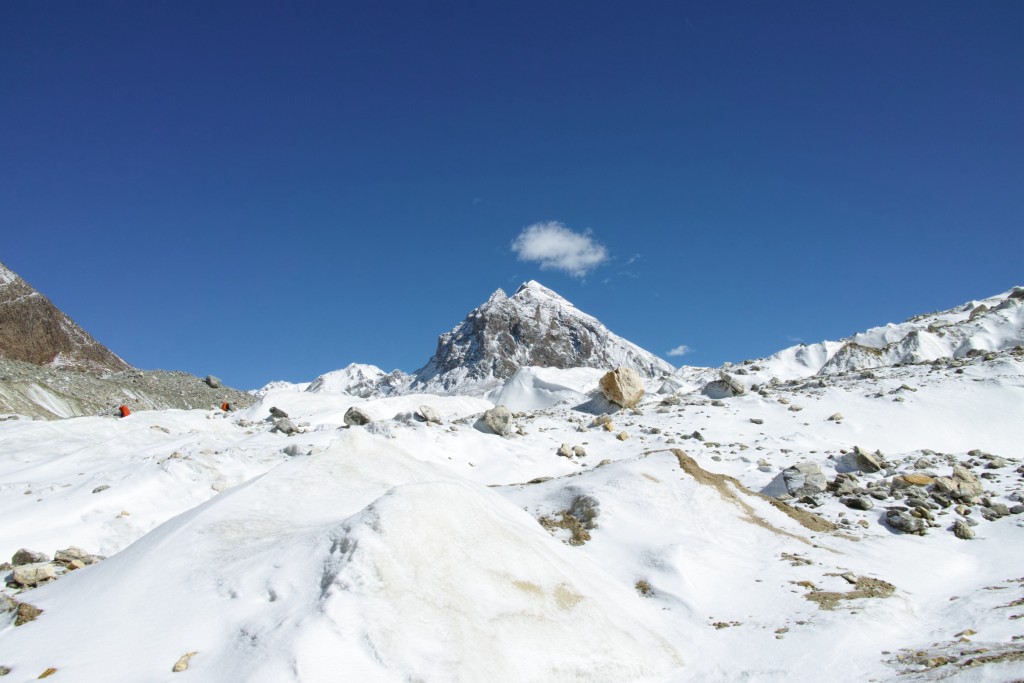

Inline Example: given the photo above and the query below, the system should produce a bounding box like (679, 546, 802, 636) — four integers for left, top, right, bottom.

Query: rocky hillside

(0, 357, 256, 420)
(0, 262, 131, 374)
(411, 281, 674, 393)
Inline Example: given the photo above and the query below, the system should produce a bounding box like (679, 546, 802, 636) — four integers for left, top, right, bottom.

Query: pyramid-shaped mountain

(0, 261, 132, 374)
(412, 281, 674, 392)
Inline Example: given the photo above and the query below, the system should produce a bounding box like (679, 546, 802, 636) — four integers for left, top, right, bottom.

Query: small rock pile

(3, 545, 105, 590)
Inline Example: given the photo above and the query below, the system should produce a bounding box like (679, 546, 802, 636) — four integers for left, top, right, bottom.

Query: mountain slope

(0, 261, 131, 374)
(412, 281, 674, 393)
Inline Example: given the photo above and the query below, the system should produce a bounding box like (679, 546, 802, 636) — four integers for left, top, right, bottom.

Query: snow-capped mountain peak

(411, 281, 673, 393)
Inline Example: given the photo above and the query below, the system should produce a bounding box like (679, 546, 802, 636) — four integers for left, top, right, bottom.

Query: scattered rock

(557, 443, 574, 458)
(15, 602, 43, 626)
(343, 406, 373, 426)
(827, 413, 844, 422)
(38, 668, 58, 679)
(269, 406, 289, 418)
(952, 519, 975, 540)
(892, 473, 936, 489)
(172, 652, 197, 673)
(272, 417, 298, 435)
(204, 375, 222, 389)
(416, 405, 441, 424)
(91, 485, 110, 494)
(282, 444, 307, 457)
(765, 462, 828, 499)
(598, 367, 645, 409)
(483, 405, 514, 437)
(617, 431, 630, 441)
(11, 549, 50, 566)
(635, 579, 652, 596)
(885, 509, 926, 535)
(54, 546, 103, 565)
(838, 446, 883, 474)
(12, 563, 56, 587)
(842, 496, 874, 511)
(750, 418, 764, 425)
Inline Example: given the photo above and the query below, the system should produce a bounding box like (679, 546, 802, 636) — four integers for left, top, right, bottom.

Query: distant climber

(221, 402, 232, 412)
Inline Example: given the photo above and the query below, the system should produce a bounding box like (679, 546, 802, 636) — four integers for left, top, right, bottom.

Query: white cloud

(667, 344, 692, 357)
(511, 221, 609, 277)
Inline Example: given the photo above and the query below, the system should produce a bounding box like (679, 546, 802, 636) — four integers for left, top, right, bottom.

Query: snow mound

(1, 432, 681, 681)
(485, 366, 607, 411)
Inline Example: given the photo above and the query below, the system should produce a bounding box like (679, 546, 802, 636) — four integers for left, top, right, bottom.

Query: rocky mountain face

(0, 261, 131, 374)
(411, 281, 674, 393)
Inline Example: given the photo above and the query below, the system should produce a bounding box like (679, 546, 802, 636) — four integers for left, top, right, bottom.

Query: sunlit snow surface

(2, 290, 1024, 682)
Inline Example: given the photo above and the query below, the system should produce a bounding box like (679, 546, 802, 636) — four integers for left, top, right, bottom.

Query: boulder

(269, 406, 289, 419)
(598, 367, 645, 409)
(952, 519, 975, 540)
(572, 445, 587, 458)
(273, 417, 298, 435)
(885, 509, 926, 535)
(12, 563, 56, 587)
(204, 375, 222, 389)
(842, 496, 874, 511)
(343, 407, 373, 427)
(764, 462, 827, 499)
(15, 601, 43, 626)
(891, 474, 936, 489)
(837, 446, 883, 473)
(11, 549, 50, 566)
(416, 405, 441, 424)
(557, 443, 574, 458)
(718, 370, 746, 396)
(483, 405, 514, 437)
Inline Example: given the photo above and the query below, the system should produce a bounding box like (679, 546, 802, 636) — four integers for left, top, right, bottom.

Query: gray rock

(92, 485, 110, 494)
(416, 405, 442, 424)
(205, 375, 222, 389)
(11, 549, 50, 566)
(12, 562, 56, 587)
(572, 445, 587, 458)
(842, 496, 874, 511)
(1010, 504, 1024, 515)
(838, 446, 883, 473)
(885, 509, 926, 535)
(764, 462, 827, 499)
(343, 406, 373, 426)
(598, 367, 646, 409)
(952, 519, 975, 540)
(827, 413, 844, 422)
(269, 406, 289, 418)
(557, 443, 574, 458)
(0, 593, 16, 614)
(750, 418, 764, 425)
(483, 405, 514, 437)
(273, 417, 298, 435)
(282, 444, 308, 457)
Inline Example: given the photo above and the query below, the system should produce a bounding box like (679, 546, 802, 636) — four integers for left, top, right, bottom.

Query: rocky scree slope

(0, 357, 256, 420)
(0, 261, 131, 374)
(411, 281, 674, 393)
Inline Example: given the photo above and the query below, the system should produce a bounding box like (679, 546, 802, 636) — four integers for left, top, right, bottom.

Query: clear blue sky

(2, 1, 1021, 389)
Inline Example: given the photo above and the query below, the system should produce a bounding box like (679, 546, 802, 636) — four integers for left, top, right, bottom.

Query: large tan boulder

(598, 367, 645, 409)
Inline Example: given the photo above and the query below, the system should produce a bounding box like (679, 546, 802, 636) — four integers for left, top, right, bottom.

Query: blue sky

(2, 1, 1021, 389)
